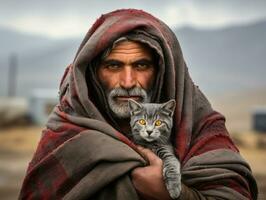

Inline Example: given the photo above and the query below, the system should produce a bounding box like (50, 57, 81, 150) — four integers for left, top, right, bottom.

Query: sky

(1, 0, 266, 38)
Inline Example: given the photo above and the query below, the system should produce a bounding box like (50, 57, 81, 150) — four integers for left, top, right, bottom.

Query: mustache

(108, 87, 147, 100)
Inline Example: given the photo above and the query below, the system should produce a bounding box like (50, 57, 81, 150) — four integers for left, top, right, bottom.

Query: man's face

(97, 40, 156, 118)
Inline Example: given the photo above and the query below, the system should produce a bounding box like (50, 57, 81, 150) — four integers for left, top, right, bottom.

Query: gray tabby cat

(128, 99, 181, 199)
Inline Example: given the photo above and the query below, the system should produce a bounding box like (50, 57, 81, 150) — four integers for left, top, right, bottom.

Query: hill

(175, 20, 266, 95)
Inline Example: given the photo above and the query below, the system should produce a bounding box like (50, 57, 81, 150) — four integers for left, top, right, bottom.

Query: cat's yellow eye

(155, 120, 162, 126)
(139, 119, 146, 125)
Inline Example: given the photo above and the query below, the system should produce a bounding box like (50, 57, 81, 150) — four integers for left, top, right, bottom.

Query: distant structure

(29, 89, 58, 125)
(252, 107, 266, 133)
(8, 53, 18, 97)
(0, 97, 28, 127)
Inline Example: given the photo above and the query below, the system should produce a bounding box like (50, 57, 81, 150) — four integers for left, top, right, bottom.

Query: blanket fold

(21, 126, 146, 200)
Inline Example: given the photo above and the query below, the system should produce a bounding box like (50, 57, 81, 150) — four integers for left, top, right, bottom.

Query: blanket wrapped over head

(19, 9, 257, 200)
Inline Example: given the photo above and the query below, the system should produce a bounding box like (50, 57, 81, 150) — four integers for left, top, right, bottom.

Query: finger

(131, 166, 150, 179)
(131, 167, 142, 178)
(136, 146, 162, 166)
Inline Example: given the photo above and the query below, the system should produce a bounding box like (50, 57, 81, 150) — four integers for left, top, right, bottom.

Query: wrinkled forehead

(101, 37, 156, 62)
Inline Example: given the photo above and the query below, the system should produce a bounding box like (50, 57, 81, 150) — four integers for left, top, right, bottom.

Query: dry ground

(0, 126, 265, 199)
(0, 126, 42, 200)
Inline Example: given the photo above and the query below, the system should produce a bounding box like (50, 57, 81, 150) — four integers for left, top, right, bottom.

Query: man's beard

(106, 87, 151, 118)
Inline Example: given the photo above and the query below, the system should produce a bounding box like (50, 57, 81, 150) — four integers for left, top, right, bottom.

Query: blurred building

(29, 89, 58, 125)
(0, 97, 28, 127)
(252, 107, 266, 133)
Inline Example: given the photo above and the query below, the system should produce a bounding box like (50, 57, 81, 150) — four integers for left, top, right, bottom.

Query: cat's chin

(143, 137, 157, 143)
(134, 137, 156, 144)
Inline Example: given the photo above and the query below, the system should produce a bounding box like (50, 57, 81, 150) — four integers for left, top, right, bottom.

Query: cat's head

(128, 99, 176, 144)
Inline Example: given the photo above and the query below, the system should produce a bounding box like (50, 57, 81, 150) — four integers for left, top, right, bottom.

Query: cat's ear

(160, 99, 176, 117)
(128, 99, 143, 115)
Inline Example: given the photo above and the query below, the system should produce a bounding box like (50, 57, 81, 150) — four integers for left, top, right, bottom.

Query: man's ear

(128, 99, 143, 115)
(160, 99, 176, 117)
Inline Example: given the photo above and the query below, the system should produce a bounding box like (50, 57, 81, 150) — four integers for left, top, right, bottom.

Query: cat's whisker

(158, 134, 169, 143)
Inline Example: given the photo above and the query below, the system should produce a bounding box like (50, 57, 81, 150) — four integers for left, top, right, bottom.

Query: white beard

(106, 87, 151, 118)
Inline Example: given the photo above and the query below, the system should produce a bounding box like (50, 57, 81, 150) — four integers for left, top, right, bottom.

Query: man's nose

(119, 66, 137, 89)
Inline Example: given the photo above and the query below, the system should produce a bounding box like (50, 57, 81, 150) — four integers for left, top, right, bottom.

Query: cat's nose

(146, 130, 153, 135)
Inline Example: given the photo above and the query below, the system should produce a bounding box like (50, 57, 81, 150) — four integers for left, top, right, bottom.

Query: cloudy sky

(1, 0, 266, 38)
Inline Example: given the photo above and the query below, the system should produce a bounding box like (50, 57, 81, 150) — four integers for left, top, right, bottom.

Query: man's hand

(131, 146, 172, 200)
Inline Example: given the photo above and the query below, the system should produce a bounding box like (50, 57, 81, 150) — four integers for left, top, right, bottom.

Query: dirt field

(0, 126, 265, 199)
(0, 126, 42, 200)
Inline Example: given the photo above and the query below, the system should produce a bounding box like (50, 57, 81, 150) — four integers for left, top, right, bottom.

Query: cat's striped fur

(128, 99, 181, 199)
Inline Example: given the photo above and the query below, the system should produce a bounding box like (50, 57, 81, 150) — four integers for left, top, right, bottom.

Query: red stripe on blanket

(182, 114, 239, 164)
(115, 131, 137, 149)
(20, 156, 72, 199)
(175, 118, 189, 162)
(199, 179, 251, 199)
(29, 125, 86, 171)
(192, 134, 238, 157)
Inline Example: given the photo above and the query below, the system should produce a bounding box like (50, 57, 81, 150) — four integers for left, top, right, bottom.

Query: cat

(128, 99, 181, 199)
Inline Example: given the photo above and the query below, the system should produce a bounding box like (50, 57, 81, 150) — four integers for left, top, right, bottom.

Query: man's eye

(136, 63, 148, 69)
(106, 64, 120, 70)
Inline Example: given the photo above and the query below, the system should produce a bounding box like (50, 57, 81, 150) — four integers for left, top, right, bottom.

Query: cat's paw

(166, 177, 181, 199)
(163, 168, 181, 199)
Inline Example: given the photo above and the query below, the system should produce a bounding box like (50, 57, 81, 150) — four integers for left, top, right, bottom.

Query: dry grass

(0, 126, 42, 154)
(210, 88, 266, 133)
(0, 126, 42, 200)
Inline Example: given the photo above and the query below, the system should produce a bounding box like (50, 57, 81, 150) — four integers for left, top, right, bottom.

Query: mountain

(0, 20, 265, 98)
(0, 26, 52, 57)
(0, 27, 81, 96)
(174, 20, 266, 96)
(16, 38, 81, 96)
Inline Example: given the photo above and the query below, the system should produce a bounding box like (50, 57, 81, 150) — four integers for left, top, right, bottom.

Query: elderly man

(19, 9, 257, 200)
